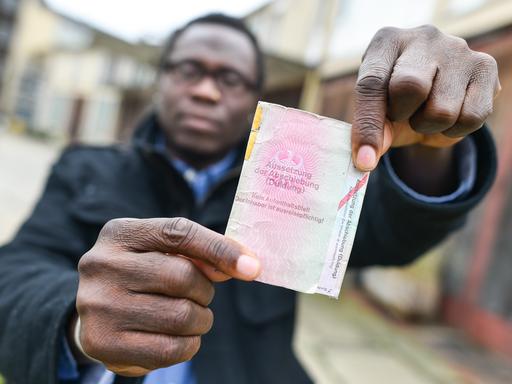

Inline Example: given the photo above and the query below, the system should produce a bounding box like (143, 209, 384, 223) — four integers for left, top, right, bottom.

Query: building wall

(1, 0, 157, 144)
(29, 47, 156, 143)
(319, 25, 512, 357)
(247, 0, 337, 66)
(0, 0, 93, 115)
(323, 0, 437, 77)
(0, 0, 21, 104)
(322, 0, 512, 77)
(440, 25, 512, 358)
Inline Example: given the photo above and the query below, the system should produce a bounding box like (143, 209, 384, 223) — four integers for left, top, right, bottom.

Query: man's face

(157, 23, 259, 161)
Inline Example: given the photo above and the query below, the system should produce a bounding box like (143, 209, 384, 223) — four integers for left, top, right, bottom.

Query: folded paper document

(226, 102, 369, 298)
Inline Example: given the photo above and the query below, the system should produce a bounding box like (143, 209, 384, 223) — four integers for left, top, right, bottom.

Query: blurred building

(249, 0, 512, 359)
(246, 0, 340, 111)
(322, 0, 512, 359)
(0, 0, 159, 144)
(0, 0, 20, 102)
(1, 0, 511, 357)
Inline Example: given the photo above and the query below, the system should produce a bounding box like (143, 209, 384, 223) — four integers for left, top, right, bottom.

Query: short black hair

(159, 13, 265, 92)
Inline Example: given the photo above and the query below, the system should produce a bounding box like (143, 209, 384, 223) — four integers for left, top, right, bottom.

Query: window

(0, 22, 12, 46)
(0, 0, 19, 15)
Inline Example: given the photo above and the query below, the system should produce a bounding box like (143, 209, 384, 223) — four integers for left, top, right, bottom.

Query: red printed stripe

(337, 173, 369, 211)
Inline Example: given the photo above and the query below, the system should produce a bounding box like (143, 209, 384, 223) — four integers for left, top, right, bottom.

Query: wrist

(389, 144, 458, 196)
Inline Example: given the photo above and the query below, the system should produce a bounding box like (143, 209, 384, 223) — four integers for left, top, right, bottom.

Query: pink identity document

(225, 102, 369, 298)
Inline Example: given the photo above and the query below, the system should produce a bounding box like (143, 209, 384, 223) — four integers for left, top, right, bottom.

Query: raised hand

(352, 25, 500, 171)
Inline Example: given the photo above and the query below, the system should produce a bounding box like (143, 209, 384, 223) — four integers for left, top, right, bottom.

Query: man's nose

(190, 76, 222, 103)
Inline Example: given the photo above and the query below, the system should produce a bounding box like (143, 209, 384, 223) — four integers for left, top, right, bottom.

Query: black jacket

(0, 114, 497, 384)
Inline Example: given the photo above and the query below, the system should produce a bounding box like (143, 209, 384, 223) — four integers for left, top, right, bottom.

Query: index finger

(102, 217, 261, 281)
(352, 27, 401, 171)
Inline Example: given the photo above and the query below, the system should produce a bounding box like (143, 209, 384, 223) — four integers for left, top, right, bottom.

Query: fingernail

(236, 255, 261, 279)
(356, 145, 377, 171)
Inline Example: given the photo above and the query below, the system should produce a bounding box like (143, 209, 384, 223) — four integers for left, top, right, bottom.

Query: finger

(443, 53, 498, 138)
(84, 331, 201, 373)
(117, 295, 213, 336)
(381, 120, 395, 153)
(190, 259, 232, 282)
(387, 52, 437, 121)
(352, 27, 401, 171)
(409, 67, 469, 134)
(104, 364, 150, 377)
(103, 218, 261, 281)
(442, 82, 492, 137)
(125, 252, 215, 306)
(421, 133, 463, 147)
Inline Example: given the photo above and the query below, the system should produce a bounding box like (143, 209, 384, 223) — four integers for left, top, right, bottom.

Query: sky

(328, 0, 436, 58)
(45, 0, 475, 61)
(46, 0, 269, 43)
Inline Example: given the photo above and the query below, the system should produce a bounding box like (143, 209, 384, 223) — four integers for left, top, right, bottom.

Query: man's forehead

(169, 23, 257, 75)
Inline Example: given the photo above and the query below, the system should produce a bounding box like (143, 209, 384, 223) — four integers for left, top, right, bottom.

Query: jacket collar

(131, 111, 247, 171)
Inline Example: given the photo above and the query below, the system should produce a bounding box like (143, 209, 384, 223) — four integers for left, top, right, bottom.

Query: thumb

(190, 259, 232, 282)
(351, 31, 400, 171)
(351, 73, 390, 172)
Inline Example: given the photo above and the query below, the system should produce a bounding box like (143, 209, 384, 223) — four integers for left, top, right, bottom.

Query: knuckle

(374, 26, 399, 40)
(203, 308, 214, 333)
(156, 336, 200, 367)
(416, 24, 440, 38)
(79, 323, 108, 359)
(99, 218, 125, 239)
(162, 217, 197, 250)
(163, 258, 195, 293)
(171, 299, 194, 331)
(364, 28, 401, 61)
(356, 73, 388, 95)
(176, 258, 196, 281)
(204, 283, 215, 306)
(80, 328, 97, 356)
(366, 27, 399, 55)
(205, 237, 231, 267)
(460, 108, 489, 128)
(155, 338, 181, 367)
(106, 365, 149, 377)
(471, 52, 498, 74)
(182, 336, 201, 361)
(76, 289, 110, 317)
(78, 250, 96, 275)
(390, 73, 430, 100)
(423, 105, 459, 127)
(80, 331, 95, 356)
(443, 127, 467, 138)
(75, 288, 93, 312)
(354, 114, 382, 146)
(78, 249, 107, 277)
(449, 35, 469, 50)
(79, 248, 122, 278)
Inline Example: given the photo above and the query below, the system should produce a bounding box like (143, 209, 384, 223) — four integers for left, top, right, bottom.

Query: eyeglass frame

(160, 59, 259, 94)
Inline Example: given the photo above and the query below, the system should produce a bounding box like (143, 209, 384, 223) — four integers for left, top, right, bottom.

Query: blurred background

(1, 0, 512, 382)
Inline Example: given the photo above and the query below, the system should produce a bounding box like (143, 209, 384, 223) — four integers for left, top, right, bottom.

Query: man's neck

(166, 144, 231, 170)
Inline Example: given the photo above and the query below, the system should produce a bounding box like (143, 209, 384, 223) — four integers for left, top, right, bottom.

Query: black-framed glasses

(161, 60, 258, 94)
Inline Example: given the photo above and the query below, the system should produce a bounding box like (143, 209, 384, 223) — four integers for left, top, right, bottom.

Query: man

(0, 13, 499, 384)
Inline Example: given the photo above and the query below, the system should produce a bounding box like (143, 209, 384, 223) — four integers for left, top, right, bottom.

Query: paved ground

(0, 131, 60, 244)
(1, 131, 511, 383)
(295, 289, 512, 383)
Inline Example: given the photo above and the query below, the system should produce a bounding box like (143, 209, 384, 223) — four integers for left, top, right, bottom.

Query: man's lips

(180, 114, 220, 134)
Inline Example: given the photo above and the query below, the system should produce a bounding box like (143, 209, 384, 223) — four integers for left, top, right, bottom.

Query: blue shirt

(58, 137, 476, 383)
